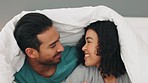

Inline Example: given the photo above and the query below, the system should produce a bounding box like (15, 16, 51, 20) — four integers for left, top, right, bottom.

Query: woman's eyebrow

(86, 37, 93, 40)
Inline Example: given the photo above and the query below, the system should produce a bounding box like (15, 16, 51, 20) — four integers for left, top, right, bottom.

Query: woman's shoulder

(69, 64, 89, 76)
(62, 64, 87, 83)
(118, 73, 132, 83)
(62, 64, 99, 83)
(74, 64, 98, 74)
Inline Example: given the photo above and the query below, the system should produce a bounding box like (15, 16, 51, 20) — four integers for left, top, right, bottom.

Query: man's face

(36, 26, 64, 65)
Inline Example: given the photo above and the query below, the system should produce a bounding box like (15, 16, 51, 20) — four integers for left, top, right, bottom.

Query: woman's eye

(87, 41, 91, 43)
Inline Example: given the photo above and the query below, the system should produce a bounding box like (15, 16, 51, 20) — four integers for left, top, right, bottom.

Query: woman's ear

(25, 48, 38, 58)
(95, 45, 100, 55)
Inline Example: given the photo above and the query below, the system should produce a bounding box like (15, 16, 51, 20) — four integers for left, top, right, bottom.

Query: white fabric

(125, 17, 148, 46)
(0, 5, 148, 83)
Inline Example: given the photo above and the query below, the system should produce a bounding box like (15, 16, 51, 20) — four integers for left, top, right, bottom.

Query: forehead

(37, 26, 59, 43)
(85, 29, 98, 39)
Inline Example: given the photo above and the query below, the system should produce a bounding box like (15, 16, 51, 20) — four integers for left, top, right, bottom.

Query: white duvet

(0, 5, 148, 83)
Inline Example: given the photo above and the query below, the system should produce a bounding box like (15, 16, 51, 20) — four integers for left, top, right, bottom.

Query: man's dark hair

(77, 21, 126, 78)
(14, 13, 53, 54)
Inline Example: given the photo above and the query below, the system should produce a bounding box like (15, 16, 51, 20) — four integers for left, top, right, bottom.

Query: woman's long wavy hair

(77, 20, 126, 78)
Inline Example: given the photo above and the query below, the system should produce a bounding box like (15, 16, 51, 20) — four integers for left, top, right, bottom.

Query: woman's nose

(82, 43, 87, 51)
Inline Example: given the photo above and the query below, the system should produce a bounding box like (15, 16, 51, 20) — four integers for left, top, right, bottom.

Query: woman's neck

(103, 75, 117, 83)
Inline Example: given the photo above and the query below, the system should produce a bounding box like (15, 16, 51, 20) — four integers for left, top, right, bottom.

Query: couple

(14, 13, 131, 83)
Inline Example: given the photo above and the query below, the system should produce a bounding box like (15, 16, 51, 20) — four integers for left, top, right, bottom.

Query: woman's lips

(84, 54, 89, 60)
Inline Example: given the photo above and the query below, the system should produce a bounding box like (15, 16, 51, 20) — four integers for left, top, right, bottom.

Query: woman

(63, 21, 131, 83)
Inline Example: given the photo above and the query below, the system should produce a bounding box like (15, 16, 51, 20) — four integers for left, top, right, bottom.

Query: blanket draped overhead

(0, 5, 148, 83)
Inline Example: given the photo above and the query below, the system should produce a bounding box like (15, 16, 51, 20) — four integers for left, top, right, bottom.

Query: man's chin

(50, 58, 61, 65)
(55, 58, 61, 64)
(42, 59, 61, 65)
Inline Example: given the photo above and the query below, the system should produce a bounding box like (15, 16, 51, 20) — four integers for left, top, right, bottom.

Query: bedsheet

(0, 5, 148, 83)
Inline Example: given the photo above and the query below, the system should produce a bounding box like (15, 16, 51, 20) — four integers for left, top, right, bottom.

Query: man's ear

(25, 48, 38, 58)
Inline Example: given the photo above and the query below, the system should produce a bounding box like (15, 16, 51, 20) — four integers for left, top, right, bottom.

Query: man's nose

(57, 42, 64, 52)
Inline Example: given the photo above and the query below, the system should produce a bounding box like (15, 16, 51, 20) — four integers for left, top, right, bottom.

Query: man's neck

(27, 59, 57, 78)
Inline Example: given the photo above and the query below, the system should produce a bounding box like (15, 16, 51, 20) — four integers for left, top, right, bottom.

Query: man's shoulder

(61, 46, 78, 62)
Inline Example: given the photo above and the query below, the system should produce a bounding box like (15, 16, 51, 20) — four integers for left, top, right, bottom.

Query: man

(14, 13, 78, 83)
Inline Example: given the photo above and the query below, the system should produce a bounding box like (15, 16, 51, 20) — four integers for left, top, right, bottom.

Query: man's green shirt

(14, 46, 78, 83)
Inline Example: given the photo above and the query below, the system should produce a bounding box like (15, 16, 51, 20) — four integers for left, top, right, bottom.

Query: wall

(0, 0, 148, 30)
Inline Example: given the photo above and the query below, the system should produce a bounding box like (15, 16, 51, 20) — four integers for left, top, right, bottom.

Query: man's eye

(50, 44, 56, 48)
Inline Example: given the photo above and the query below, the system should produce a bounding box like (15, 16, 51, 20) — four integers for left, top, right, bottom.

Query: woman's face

(82, 29, 101, 67)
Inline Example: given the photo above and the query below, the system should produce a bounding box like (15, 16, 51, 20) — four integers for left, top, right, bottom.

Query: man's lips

(55, 53, 62, 58)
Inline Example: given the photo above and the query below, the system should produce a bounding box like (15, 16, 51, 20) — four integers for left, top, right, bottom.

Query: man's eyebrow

(49, 36, 60, 46)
